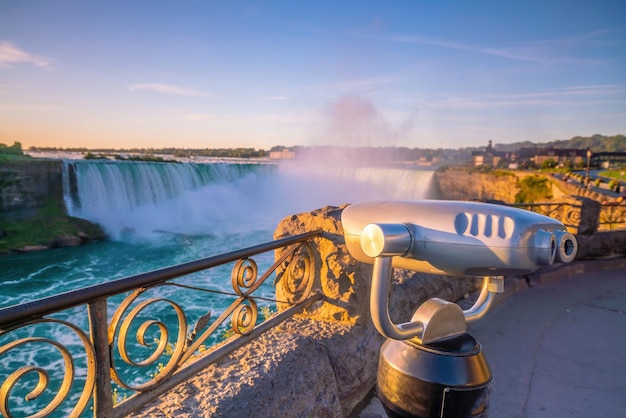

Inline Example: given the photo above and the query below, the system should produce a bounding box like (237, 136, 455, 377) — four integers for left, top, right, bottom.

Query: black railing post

(88, 298, 114, 417)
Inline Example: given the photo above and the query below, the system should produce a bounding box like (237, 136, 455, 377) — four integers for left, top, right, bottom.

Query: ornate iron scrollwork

(278, 243, 316, 305)
(231, 258, 259, 296)
(108, 290, 188, 392)
(599, 205, 626, 230)
(230, 298, 258, 336)
(106, 244, 317, 394)
(0, 319, 96, 418)
(562, 204, 581, 227)
(0, 230, 323, 416)
(514, 203, 581, 231)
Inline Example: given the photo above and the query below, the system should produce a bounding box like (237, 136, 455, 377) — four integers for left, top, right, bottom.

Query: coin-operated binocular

(342, 200, 577, 418)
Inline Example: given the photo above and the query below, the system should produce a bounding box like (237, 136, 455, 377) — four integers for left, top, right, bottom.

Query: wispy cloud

(336, 74, 404, 91)
(128, 83, 209, 96)
(381, 35, 543, 62)
(179, 113, 220, 120)
(525, 29, 617, 47)
(492, 85, 626, 101)
(287, 73, 403, 97)
(301, 26, 544, 62)
(258, 95, 291, 101)
(315, 27, 615, 65)
(417, 84, 626, 110)
(258, 112, 313, 124)
(0, 41, 49, 68)
(0, 104, 59, 111)
(179, 111, 311, 125)
(559, 84, 624, 93)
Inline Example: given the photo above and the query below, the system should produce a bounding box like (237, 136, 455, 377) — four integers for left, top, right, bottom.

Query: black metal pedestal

(377, 333, 492, 418)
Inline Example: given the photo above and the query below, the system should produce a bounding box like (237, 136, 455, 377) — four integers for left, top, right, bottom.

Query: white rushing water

(62, 160, 436, 240)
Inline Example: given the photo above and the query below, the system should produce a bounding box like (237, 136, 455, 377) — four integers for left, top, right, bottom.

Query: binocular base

(377, 333, 492, 418)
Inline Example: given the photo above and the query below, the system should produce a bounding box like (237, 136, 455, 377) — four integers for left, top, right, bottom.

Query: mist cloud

(128, 83, 209, 96)
(320, 95, 414, 147)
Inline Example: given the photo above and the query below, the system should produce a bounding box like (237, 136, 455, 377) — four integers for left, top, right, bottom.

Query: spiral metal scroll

(600, 205, 626, 230)
(181, 254, 303, 362)
(519, 203, 581, 229)
(231, 258, 259, 296)
(0, 319, 95, 418)
(279, 243, 316, 305)
(108, 290, 187, 392)
(230, 298, 258, 336)
(562, 204, 581, 228)
(526, 204, 564, 220)
(229, 259, 261, 335)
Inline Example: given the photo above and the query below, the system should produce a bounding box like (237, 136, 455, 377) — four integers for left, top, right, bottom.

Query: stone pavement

(357, 258, 626, 418)
(471, 258, 626, 417)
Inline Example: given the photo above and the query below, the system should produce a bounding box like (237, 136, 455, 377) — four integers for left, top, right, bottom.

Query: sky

(1, 0, 625, 151)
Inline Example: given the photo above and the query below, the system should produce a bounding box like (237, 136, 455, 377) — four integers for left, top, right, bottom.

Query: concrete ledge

(532, 257, 626, 285)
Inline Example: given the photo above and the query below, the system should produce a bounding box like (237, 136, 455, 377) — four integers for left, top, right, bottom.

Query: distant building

(531, 148, 586, 166)
(416, 155, 439, 166)
(269, 148, 295, 160)
(472, 142, 591, 169)
(472, 140, 507, 167)
(591, 152, 626, 169)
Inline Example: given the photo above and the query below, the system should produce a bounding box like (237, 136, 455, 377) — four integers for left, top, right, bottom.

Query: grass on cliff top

(0, 154, 33, 162)
(442, 165, 517, 178)
(0, 198, 105, 254)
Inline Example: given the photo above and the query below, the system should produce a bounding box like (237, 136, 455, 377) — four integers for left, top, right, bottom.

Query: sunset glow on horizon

(1, 0, 625, 151)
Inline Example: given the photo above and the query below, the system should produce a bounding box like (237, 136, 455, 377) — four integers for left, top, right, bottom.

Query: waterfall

(63, 161, 276, 239)
(62, 160, 436, 240)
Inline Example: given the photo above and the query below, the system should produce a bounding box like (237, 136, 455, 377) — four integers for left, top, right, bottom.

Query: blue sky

(1, 0, 625, 150)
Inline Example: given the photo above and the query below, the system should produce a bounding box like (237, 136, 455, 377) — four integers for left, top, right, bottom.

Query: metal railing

(599, 205, 626, 231)
(510, 202, 582, 231)
(0, 230, 323, 418)
(511, 202, 626, 232)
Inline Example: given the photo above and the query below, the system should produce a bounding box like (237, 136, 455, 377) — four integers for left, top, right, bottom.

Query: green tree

(0, 142, 24, 155)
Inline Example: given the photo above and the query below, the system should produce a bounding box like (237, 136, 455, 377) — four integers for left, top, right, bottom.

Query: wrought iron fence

(0, 230, 323, 418)
(599, 205, 626, 231)
(511, 202, 626, 231)
(510, 202, 582, 231)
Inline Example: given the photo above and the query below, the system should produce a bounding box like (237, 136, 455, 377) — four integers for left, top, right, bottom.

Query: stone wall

(433, 169, 609, 236)
(0, 160, 63, 219)
(553, 176, 608, 202)
(133, 205, 479, 417)
(433, 168, 605, 205)
(434, 169, 520, 202)
(575, 230, 626, 259)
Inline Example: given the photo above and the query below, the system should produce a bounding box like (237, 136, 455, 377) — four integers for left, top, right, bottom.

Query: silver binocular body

(342, 200, 577, 278)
